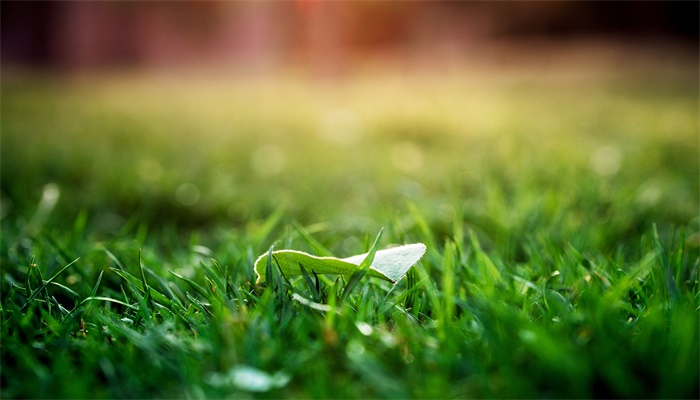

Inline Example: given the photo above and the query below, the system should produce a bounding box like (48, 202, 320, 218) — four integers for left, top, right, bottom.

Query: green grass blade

(340, 229, 384, 305)
(48, 281, 79, 299)
(298, 262, 321, 301)
(80, 296, 139, 310)
(138, 250, 152, 300)
(293, 221, 333, 257)
(440, 240, 456, 338)
(100, 246, 125, 270)
(169, 271, 209, 299)
(653, 224, 680, 304)
(21, 257, 80, 310)
(253, 206, 285, 249)
(110, 268, 173, 308)
(265, 245, 274, 289)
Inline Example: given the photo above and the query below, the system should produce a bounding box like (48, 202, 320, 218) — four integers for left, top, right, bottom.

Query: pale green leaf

(254, 243, 426, 284)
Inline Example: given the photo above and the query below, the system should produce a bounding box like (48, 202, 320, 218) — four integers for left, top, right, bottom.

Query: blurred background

(2, 1, 698, 73)
(1, 1, 698, 251)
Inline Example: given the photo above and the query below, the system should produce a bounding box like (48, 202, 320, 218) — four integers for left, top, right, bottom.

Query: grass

(1, 58, 699, 398)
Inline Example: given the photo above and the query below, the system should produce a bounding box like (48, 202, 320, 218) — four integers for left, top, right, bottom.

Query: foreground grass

(1, 60, 699, 398)
(3, 217, 698, 398)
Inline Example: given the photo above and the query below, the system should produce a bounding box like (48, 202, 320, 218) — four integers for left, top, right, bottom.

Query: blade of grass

(253, 206, 285, 247)
(299, 262, 320, 302)
(83, 270, 104, 315)
(653, 224, 680, 305)
(100, 246, 125, 270)
(110, 268, 174, 308)
(185, 292, 213, 318)
(673, 227, 686, 287)
(469, 230, 501, 287)
(169, 271, 209, 299)
(265, 245, 274, 290)
(138, 250, 153, 304)
(272, 255, 293, 295)
(293, 221, 333, 257)
(48, 282, 80, 299)
(145, 267, 185, 310)
(80, 296, 139, 310)
(210, 258, 238, 301)
(406, 201, 437, 253)
(339, 229, 384, 305)
(24, 257, 37, 297)
(21, 257, 80, 310)
(440, 240, 456, 339)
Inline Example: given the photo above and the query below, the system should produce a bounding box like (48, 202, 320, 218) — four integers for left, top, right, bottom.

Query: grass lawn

(1, 55, 699, 398)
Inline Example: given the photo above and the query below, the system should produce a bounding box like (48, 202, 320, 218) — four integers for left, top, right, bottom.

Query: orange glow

(295, 0, 324, 17)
